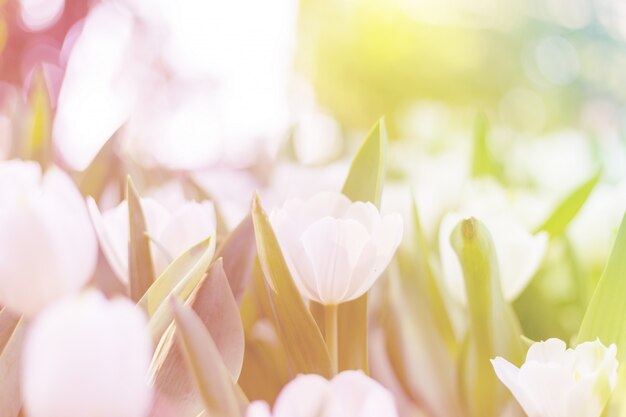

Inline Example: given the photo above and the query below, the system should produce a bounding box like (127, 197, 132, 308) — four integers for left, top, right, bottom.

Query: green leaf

(409, 197, 456, 353)
(146, 237, 216, 345)
(0, 318, 24, 417)
(451, 217, 525, 417)
(139, 236, 215, 316)
(576, 212, 626, 417)
(170, 298, 242, 417)
(535, 172, 601, 237)
(78, 135, 119, 200)
(471, 112, 497, 178)
(337, 118, 387, 372)
(215, 214, 256, 304)
(152, 259, 244, 415)
(341, 118, 387, 206)
(251, 194, 332, 377)
(577, 211, 626, 352)
(23, 70, 52, 167)
(385, 257, 464, 417)
(127, 177, 156, 302)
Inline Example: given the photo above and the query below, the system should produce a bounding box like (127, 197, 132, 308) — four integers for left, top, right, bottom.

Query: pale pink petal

(273, 374, 329, 417)
(492, 357, 541, 417)
(22, 291, 153, 417)
(300, 217, 369, 304)
(246, 401, 272, 417)
(327, 370, 399, 417)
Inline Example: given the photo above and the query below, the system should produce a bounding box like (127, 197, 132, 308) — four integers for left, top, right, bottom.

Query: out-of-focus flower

(22, 290, 153, 417)
(439, 180, 548, 303)
(88, 197, 215, 284)
(246, 371, 399, 417)
(0, 160, 97, 317)
(269, 191, 403, 305)
(54, 0, 298, 171)
(508, 130, 597, 195)
(492, 338, 618, 417)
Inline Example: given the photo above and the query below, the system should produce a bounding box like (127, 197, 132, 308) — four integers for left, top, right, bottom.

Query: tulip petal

(272, 374, 329, 417)
(246, 401, 272, 417)
(328, 370, 399, 417)
(300, 217, 369, 304)
(525, 338, 569, 364)
(491, 357, 541, 417)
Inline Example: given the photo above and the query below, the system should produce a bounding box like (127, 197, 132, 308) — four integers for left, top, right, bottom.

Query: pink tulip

(269, 191, 403, 305)
(0, 160, 97, 317)
(22, 290, 153, 417)
(88, 197, 215, 284)
(247, 371, 399, 417)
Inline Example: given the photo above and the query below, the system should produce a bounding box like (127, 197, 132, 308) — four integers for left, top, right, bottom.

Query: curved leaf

(251, 195, 332, 377)
(147, 237, 216, 344)
(535, 172, 601, 237)
(139, 236, 215, 316)
(152, 259, 244, 415)
(450, 217, 524, 417)
(216, 214, 256, 303)
(127, 177, 156, 302)
(169, 298, 242, 417)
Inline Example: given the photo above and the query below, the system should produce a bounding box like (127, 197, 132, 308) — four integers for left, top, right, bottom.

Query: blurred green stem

(325, 304, 338, 375)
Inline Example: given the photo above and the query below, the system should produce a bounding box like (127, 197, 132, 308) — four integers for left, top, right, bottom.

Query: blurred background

(2, 0, 626, 348)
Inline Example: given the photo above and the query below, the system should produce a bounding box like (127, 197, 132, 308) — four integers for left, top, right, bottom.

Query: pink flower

(269, 192, 403, 305)
(22, 290, 153, 417)
(246, 371, 399, 417)
(0, 160, 97, 317)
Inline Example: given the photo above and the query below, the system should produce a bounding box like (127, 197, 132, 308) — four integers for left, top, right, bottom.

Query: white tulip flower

(439, 181, 548, 303)
(88, 197, 215, 284)
(0, 160, 97, 317)
(22, 290, 153, 417)
(246, 371, 399, 417)
(269, 191, 403, 305)
(492, 338, 618, 417)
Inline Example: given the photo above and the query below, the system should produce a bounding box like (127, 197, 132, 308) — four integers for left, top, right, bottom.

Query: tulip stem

(325, 304, 338, 375)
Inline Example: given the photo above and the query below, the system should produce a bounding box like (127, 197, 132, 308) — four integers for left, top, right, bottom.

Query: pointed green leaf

(385, 259, 464, 417)
(451, 217, 525, 417)
(170, 298, 242, 417)
(336, 118, 387, 372)
(215, 214, 256, 304)
(409, 197, 456, 352)
(147, 238, 217, 345)
(23, 70, 52, 167)
(471, 112, 499, 178)
(577, 211, 626, 352)
(341, 118, 387, 206)
(535, 172, 601, 237)
(77, 135, 119, 199)
(127, 177, 156, 302)
(153, 259, 244, 415)
(251, 194, 332, 377)
(139, 236, 215, 316)
(577, 212, 626, 417)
